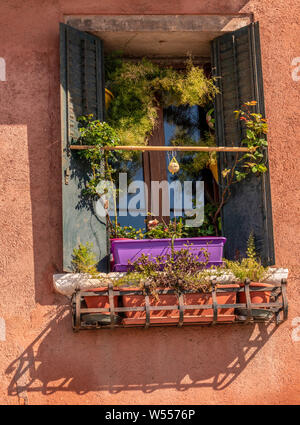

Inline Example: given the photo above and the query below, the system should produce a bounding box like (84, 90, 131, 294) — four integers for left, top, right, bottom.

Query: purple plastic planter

(111, 237, 227, 272)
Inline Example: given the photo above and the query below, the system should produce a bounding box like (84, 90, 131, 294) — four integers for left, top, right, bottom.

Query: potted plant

(111, 237, 227, 272)
(110, 216, 227, 272)
(71, 242, 120, 324)
(225, 233, 273, 318)
(115, 239, 239, 325)
(109, 223, 144, 270)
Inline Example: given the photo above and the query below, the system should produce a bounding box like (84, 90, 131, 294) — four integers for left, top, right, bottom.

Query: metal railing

(71, 278, 288, 331)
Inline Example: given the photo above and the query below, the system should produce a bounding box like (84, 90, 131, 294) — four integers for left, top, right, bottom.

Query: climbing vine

(212, 101, 269, 231)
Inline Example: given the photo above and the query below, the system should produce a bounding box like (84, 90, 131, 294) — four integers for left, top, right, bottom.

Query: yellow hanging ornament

(168, 156, 180, 175)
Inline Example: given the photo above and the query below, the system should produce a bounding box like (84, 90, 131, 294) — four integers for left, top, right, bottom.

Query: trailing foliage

(106, 56, 219, 146)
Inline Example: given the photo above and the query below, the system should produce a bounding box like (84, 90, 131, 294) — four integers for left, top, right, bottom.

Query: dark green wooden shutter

(60, 23, 108, 272)
(211, 22, 275, 265)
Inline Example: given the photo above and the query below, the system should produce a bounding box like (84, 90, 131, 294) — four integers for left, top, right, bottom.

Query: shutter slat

(211, 22, 275, 265)
(60, 23, 107, 272)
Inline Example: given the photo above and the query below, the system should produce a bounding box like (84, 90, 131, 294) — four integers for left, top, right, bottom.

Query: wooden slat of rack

(70, 145, 251, 152)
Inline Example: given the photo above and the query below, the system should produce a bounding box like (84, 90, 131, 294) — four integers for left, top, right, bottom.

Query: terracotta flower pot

(83, 287, 120, 326)
(84, 287, 118, 312)
(121, 284, 239, 326)
(238, 282, 273, 305)
(237, 282, 274, 320)
(184, 285, 239, 318)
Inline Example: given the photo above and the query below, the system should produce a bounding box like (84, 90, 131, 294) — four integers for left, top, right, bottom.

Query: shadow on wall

(6, 306, 279, 398)
(0, 3, 253, 306)
(0, 45, 63, 306)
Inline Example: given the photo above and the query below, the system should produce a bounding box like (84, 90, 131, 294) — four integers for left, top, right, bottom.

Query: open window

(60, 20, 274, 272)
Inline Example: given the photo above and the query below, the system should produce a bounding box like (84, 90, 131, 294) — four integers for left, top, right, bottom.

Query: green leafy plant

(141, 207, 221, 239)
(211, 101, 269, 231)
(224, 232, 270, 282)
(71, 242, 99, 277)
(77, 115, 120, 200)
(220, 101, 268, 185)
(106, 56, 219, 147)
(76, 115, 122, 236)
(232, 100, 268, 181)
(75, 56, 219, 238)
(111, 223, 144, 239)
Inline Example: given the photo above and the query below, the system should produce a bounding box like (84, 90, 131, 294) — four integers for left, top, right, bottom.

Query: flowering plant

(221, 101, 268, 183)
(144, 214, 185, 239)
(211, 101, 269, 230)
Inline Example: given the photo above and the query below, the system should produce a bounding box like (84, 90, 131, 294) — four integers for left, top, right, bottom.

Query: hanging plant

(105, 56, 219, 147)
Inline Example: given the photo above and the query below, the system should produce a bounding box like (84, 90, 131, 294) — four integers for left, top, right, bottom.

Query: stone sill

(53, 268, 289, 298)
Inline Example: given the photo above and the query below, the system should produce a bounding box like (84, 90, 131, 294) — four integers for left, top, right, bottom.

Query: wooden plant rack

(71, 278, 288, 332)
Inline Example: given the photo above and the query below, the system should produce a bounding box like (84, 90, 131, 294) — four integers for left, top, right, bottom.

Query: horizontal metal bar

(80, 308, 111, 313)
(77, 316, 281, 329)
(70, 145, 251, 152)
(79, 286, 280, 297)
(234, 302, 281, 308)
(81, 289, 237, 297)
(79, 301, 283, 314)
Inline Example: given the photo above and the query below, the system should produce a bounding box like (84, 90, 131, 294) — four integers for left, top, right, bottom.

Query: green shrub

(71, 242, 99, 276)
(224, 232, 269, 282)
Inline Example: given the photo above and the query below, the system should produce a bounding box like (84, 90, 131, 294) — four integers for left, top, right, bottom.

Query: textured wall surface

(0, 0, 300, 405)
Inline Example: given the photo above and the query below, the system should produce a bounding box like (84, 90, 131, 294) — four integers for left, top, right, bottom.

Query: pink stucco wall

(0, 0, 300, 405)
